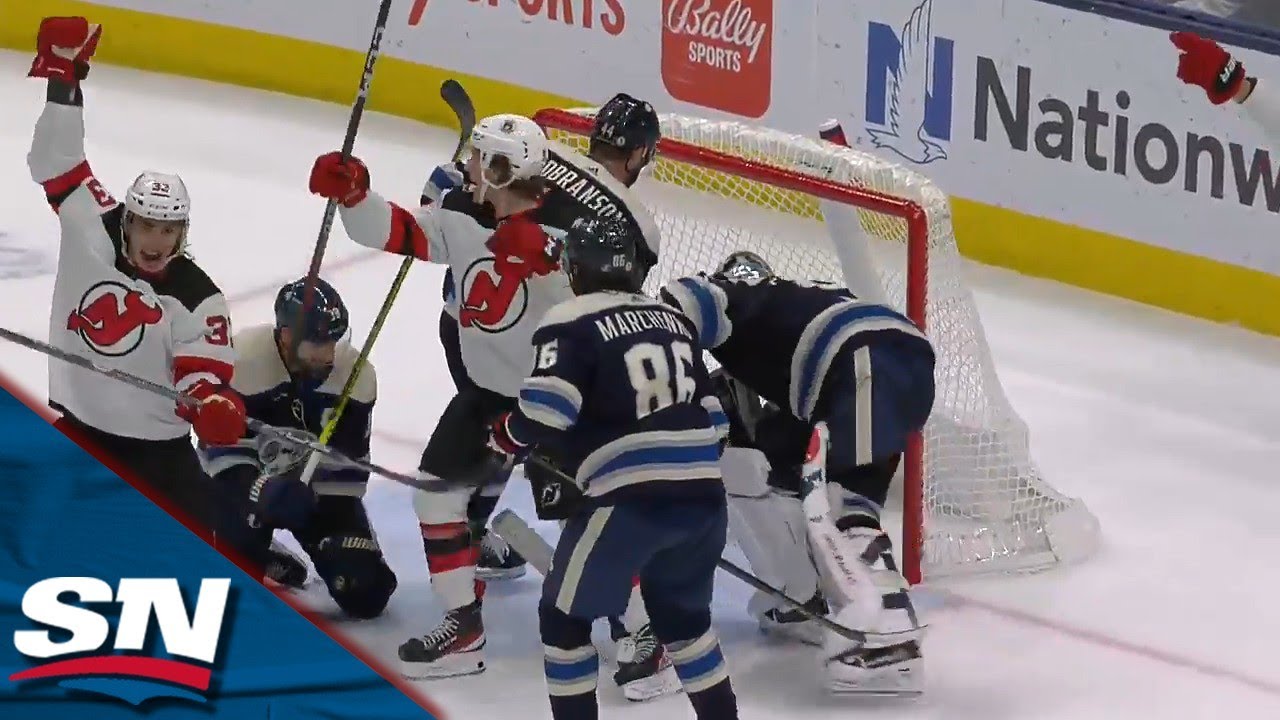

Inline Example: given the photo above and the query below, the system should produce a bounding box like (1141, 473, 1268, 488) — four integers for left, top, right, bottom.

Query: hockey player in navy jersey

(199, 278, 397, 619)
(660, 251, 936, 695)
(487, 217, 739, 720)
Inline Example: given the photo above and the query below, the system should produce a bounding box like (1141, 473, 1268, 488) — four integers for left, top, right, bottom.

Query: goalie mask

(717, 250, 773, 282)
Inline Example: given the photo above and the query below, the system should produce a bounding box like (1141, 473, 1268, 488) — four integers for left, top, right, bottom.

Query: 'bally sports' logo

(661, 0, 773, 118)
(9, 577, 232, 705)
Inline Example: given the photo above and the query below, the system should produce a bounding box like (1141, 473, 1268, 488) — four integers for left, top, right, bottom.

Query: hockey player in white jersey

(26, 16, 245, 537)
(309, 113, 573, 678)
(417, 97, 677, 696)
(199, 278, 397, 619)
(1170, 31, 1280, 140)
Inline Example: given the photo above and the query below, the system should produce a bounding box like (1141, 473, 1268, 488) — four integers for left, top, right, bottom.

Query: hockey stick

(492, 456, 902, 645)
(287, 0, 395, 361)
(297, 79, 477, 486)
(489, 507, 869, 644)
(0, 326, 457, 494)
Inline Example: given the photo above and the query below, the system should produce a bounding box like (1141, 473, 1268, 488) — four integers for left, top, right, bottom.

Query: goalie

(659, 253, 936, 695)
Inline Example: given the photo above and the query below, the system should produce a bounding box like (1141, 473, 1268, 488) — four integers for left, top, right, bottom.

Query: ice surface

(2, 51, 1279, 719)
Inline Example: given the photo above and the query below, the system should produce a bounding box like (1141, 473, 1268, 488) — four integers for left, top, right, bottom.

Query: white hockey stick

(0, 325, 458, 493)
(490, 504, 888, 645)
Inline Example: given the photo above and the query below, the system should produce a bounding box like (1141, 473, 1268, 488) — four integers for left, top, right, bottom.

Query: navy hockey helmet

(274, 277, 349, 344)
(717, 251, 773, 282)
(590, 93, 661, 173)
(563, 216, 645, 295)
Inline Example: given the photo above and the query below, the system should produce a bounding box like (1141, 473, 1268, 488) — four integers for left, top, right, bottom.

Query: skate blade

(621, 666, 684, 702)
(476, 565, 527, 581)
(400, 651, 486, 680)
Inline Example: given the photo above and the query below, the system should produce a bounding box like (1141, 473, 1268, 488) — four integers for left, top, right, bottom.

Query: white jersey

(28, 95, 234, 441)
(337, 188, 573, 398)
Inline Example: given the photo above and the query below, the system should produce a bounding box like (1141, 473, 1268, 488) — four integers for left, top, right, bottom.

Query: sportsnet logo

(9, 577, 232, 705)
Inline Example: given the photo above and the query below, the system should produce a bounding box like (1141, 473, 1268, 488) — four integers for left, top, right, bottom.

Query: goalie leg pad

(723, 449, 821, 638)
(309, 533, 398, 619)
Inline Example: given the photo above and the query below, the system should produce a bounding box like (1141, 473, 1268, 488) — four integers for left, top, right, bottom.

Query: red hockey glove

(178, 381, 247, 446)
(309, 152, 370, 208)
(486, 412, 528, 463)
(487, 216, 562, 280)
(1170, 31, 1247, 105)
(29, 17, 101, 84)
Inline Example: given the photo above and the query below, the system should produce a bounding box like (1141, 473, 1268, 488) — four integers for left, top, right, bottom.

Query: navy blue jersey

(198, 324, 375, 495)
(659, 273, 932, 421)
(505, 292, 729, 502)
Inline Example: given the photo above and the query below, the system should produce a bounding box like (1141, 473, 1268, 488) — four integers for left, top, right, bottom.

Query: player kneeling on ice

(309, 114, 573, 677)
(485, 217, 739, 720)
(660, 252, 936, 695)
(1170, 31, 1280, 142)
(198, 278, 397, 619)
(26, 16, 246, 539)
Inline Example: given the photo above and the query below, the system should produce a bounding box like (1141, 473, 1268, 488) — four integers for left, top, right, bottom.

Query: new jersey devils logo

(459, 259, 530, 334)
(66, 281, 163, 356)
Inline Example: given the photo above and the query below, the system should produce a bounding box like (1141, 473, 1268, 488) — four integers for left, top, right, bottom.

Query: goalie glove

(1170, 31, 1248, 105)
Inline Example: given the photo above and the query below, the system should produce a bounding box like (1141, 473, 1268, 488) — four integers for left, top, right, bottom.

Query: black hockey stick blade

(440, 79, 477, 162)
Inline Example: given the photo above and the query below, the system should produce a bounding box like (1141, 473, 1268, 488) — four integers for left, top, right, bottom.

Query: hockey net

(534, 108, 1101, 583)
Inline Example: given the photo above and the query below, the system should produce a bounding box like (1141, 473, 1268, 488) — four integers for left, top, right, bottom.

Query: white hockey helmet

(124, 171, 191, 253)
(468, 114, 549, 189)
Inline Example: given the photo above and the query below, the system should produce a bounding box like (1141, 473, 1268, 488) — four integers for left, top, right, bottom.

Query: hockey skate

(613, 624, 682, 702)
(398, 601, 486, 679)
(264, 539, 309, 590)
(476, 529, 527, 581)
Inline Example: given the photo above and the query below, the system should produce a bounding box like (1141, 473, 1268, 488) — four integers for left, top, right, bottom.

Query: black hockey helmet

(590, 93, 661, 177)
(716, 251, 774, 282)
(563, 216, 645, 295)
(274, 277, 349, 344)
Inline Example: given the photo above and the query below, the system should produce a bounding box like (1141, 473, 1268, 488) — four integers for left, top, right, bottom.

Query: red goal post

(533, 107, 932, 583)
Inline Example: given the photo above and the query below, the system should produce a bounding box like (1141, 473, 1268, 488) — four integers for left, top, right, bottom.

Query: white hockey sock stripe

(667, 630, 729, 694)
(543, 643, 599, 696)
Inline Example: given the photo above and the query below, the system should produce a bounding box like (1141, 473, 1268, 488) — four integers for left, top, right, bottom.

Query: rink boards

(3, 0, 1280, 335)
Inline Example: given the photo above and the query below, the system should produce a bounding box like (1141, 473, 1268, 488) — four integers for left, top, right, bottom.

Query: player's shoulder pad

(657, 274, 732, 348)
(229, 324, 290, 396)
(321, 342, 377, 403)
(440, 186, 497, 229)
(539, 291, 660, 331)
(152, 255, 224, 312)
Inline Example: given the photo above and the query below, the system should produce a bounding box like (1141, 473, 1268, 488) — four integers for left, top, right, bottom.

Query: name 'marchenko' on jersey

(594, 307, 695, 342)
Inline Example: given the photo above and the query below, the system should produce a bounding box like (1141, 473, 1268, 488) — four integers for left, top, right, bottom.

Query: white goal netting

(536, 108, 1101, 582)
